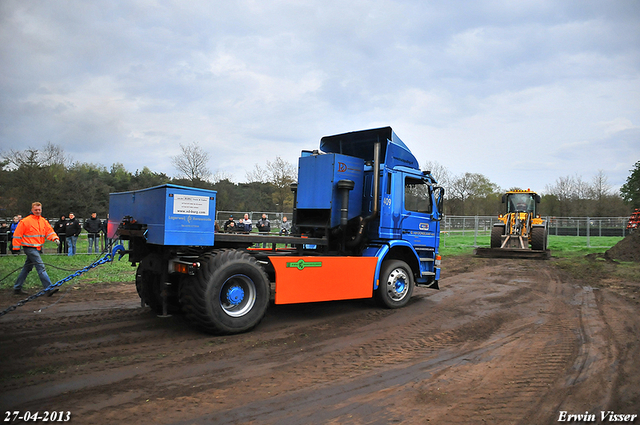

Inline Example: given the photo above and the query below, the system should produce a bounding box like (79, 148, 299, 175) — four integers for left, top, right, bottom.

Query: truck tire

(491, 225, 505, 248)
(136, 259, 181, 315)
(181, 249, 269, 335)
(375, 260, 414, 309)
(531, 226, 547, 250)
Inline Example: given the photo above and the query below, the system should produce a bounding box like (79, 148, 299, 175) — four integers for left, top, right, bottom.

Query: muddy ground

(0, 255, 639, 424)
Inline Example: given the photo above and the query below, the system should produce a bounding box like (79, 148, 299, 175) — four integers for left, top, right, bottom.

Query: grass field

(440, 234, 640, 286)
(440, 234, 625, 257)
(0, 239, 135, 290)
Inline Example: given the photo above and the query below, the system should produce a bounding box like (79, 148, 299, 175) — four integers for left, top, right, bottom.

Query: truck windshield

(507, 193, 535, 213)
(405, 177, 432, 214)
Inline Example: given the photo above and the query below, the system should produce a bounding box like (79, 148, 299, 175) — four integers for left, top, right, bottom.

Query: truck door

(401, 176, 438, 249)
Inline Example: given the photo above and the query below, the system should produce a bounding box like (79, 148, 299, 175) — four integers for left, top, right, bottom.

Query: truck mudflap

(269, 256, 377, 304)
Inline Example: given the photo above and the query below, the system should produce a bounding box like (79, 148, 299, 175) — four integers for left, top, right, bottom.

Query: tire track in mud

(140, 265, 562, 424)
(164, 263, 591, 425)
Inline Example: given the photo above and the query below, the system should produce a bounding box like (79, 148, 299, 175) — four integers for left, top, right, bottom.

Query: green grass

(440, 233, 640, 288)
(0, 239, 135, 290)
(439, 234, 624, 258)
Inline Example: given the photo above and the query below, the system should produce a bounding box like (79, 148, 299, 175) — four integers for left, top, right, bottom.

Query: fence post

(474, 215, 478, 247)
(586, 217, 590, 248)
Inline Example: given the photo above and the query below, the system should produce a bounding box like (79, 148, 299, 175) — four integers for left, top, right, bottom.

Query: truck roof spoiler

(319, 127, 420, 171)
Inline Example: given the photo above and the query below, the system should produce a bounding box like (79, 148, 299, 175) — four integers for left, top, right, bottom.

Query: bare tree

(590, 170, 611, 200)
(246, 157, 297, 211)
(42, 142, 72, 167)
(1, 142, 71, 169)
(422, 160, 451, 192)
(172, 141, 212, 182)
(211, 169, 233, 184)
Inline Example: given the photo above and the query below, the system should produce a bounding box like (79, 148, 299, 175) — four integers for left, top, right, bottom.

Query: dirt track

(1, 256, 639, 424)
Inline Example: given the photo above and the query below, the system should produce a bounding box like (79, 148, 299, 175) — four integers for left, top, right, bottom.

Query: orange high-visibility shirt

(12, 214, 59, 251)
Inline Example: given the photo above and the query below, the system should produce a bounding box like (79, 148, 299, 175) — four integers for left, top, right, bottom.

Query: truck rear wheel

(375, 260, 414, 309)
(181, 249, 269, 334)
(491, 225, 505, 248)
(531, 226, 547, 250)
(136, 257, 181, 315)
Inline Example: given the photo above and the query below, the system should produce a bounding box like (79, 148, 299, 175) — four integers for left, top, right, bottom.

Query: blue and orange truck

(108, 127, 444, 334)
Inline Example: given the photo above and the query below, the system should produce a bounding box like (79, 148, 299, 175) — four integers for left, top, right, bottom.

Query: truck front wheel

(181, 250, 269, 334)
(375, 260, 414, 309)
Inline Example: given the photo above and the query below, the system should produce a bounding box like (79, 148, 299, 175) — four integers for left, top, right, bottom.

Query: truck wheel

(136, 262, 181, 314)
(375, 260, 414, 309)
(181, 250, 269, 334)
(531, 226, 547, 250)
(491, 226, 504, 248)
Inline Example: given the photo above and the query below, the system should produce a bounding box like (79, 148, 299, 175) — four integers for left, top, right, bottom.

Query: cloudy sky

(1, 0, 639, 193)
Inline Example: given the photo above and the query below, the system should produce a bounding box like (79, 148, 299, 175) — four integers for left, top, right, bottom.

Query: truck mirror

(434, 187, 444, 221)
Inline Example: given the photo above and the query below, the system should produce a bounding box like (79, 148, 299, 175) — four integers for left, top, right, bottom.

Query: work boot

(46, 288, 59, 297)
(13, 288, 28, 296)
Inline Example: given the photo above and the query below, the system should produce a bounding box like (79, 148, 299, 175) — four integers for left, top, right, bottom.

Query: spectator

(243, 213, 252, 233)
(223, 215, 235, 232)
(256, 213, 271, 248)
(83, 212, 102, 253)
(0, 221, 8, 254)
(225, 220, 237, 233)
(9, 215, 21, 255)
(66, 212, 81, 256)
(12, 202, 60, 296)
(54, 215, 67, 254)
(279, 216, 291, 236)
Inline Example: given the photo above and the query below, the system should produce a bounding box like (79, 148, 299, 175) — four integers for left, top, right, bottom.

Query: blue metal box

(297, 153, 364, 228)
(108, 184, 217, 246)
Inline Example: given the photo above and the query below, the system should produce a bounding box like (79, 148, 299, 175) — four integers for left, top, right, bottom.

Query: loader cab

(503, 191, 540, 215)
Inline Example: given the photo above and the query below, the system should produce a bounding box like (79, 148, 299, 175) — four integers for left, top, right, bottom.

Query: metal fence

(443, 216, 631, 238)
(216, 211, 292, 231)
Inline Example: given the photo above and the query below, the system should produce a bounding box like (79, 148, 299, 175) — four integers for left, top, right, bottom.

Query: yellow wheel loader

(475, 189, 550, 259)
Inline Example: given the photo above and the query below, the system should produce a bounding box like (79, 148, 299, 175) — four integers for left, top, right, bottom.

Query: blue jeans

(14, 247, 53, 290)
(67, 235, 78, 256)
(87, 233, 100, 253)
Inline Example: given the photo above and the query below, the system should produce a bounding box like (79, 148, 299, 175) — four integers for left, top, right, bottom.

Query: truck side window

(405, 177, 432, 214)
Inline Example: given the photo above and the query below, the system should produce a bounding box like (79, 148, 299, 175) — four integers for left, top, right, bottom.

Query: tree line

(0, 143, 637, 222)
(426, 160, 637, 217)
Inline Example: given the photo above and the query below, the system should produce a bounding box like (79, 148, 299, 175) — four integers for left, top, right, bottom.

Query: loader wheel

(181, 250, 269, 335)
(531, 226, 547, 250)
(491, 225, 505, 248)
(375, 260, 414, 309)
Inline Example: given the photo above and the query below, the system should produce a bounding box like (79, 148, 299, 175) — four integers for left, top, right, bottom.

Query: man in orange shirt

(12, 202, 61, 296)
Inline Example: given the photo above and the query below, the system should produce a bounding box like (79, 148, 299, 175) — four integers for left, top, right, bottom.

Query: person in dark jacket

(256, 213, 271, 248)
(83, 212, 102, 253)
(54, 215, 67, 254)
(65, 212, 81, 256)
(0, 221, 8, 255)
